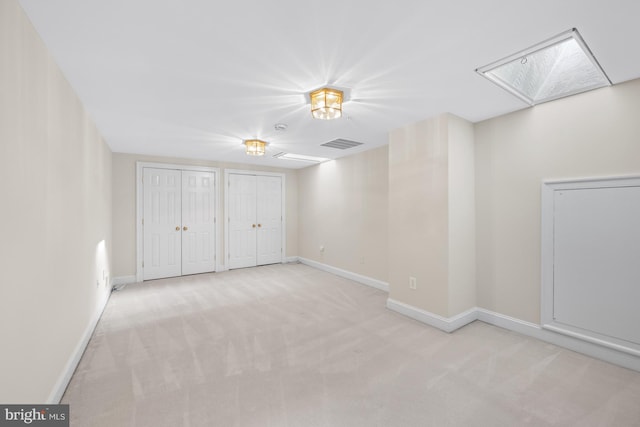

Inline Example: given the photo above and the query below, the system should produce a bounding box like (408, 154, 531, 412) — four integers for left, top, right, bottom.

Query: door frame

(224, 169, 286, 270)
(540, 175, 640, 357)
(136, 162, 221, 282)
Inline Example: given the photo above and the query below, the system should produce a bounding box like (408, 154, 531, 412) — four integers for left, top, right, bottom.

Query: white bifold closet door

(181, 170, 216, 275)
(228, 173, 282, 269)
(256, 175, 283, 265)
(143, 168, 215, 280)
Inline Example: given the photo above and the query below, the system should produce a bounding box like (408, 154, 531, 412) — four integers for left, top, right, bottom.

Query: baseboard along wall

(291, 258, 640, 372)
(47, 289, 111, 403)
(386, 299, 477, 333)
(287, 258, 640, 372)
(296, 257, 389, 292)
(385, 298, 640, 373)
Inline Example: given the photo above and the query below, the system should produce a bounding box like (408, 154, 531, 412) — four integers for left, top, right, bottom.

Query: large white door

(257, 176, 283, 265)
(182, 171, 216, 275)
(228, 173, 283, 269)
(143, 168, 182, 280)
(553, 185, 640, 345)
(143, 167, 216, 280)
(228, 174, 258, 269)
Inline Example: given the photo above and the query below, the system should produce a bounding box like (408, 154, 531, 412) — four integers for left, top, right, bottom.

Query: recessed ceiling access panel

(541, 176, 640, 356)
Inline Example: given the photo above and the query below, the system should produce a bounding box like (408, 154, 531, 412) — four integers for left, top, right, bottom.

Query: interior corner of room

(3, 0, 640, 407)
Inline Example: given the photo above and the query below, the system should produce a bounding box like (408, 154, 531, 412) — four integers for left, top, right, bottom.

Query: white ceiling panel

(18, 0, 640, 168)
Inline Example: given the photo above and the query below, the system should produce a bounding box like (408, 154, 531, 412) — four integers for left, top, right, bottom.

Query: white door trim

(223, 169, 286, 271)
(136, 161, 221, 282)
(541, 174, 640, 357)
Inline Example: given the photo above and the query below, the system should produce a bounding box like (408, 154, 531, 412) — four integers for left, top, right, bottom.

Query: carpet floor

(62, 263, 640, 426)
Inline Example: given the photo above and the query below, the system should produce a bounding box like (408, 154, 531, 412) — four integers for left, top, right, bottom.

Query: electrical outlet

(409, 277, 417, 290)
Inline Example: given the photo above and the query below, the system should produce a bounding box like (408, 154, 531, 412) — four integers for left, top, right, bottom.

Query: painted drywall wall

(475, 78, 640, 324)
(388, 114, 476, 318)
(447, 115, 476, 316)
(0, 0, 113, 403)
(297, 146, 389, 282)
(388, 115, 450, 316)
(111, 153, 298, 278)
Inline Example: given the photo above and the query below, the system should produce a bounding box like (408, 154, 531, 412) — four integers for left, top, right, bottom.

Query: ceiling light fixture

(476, 28, 611, 105)
(309, 87, 343, 120)
(244, 139, 267, 156)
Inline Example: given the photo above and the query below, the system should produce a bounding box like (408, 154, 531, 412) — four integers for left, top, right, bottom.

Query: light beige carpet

(62, 263, 640, 426)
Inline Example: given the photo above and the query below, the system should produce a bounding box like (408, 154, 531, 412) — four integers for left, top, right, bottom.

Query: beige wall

(447, 115, 476, 315)
(297, 146, 389, 281)
(388, 114, 476, 317)
(0, 0, 113, 403)
(475, 78, 640, 323)
(389, 115, 450, 315)
(112, 153, 298, 277)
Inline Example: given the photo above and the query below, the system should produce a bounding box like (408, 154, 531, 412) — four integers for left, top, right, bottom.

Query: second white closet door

(228, 173, 282, 269)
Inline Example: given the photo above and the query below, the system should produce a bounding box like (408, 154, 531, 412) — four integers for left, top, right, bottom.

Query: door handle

(258, 224, 262, 228)
(252, 224, 256, 228)
(175, 226, 180, 231)
(183, 226, 188, 231)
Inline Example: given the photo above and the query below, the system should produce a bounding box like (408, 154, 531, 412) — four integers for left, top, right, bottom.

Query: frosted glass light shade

(244, 139, 266, 156)
(476, 29, 610, 105)
(310, 88, 343, 120)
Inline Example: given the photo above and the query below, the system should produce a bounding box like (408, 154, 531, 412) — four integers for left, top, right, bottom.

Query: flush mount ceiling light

(273, 152, 330, 163)
(309, 87, 343, 120)
(476, 28, 611, 105)
(244, 139, 267, 156)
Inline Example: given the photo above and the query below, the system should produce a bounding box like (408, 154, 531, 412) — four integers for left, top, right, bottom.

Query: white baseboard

(47, 289, 111, 403)
(383, 301, 640, 371)
(386, 298, 477, 333)
(297, 257, 389, 292)
(284, 256, 299, 264)
(111, 275, 136, 286)
(476, 308, 640, 372)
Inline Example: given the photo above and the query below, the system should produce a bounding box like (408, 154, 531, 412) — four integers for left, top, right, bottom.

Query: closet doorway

(136, 163, 220, 281)
(225, 170, 285, 269)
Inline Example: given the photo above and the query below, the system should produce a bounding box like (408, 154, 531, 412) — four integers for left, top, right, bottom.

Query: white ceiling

(18, 0, 640, 169)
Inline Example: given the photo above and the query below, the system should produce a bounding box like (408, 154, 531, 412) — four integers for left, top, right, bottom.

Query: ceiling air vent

(320, 138, 363, 150)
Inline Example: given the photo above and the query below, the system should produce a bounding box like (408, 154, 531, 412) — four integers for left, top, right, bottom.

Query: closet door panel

(182, 171, 216, 275)
(143, 168, 182, 280)
(228, 174, 257, 269)
(257, 176, 282, 266)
